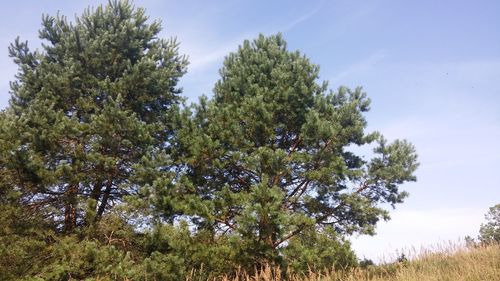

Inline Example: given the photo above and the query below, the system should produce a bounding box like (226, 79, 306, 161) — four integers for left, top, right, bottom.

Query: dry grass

(187, 243, 500, 281)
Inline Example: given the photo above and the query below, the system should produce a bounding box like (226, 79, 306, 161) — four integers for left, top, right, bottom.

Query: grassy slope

(203, 244, 500, 281)
(364, 244, 500, 281)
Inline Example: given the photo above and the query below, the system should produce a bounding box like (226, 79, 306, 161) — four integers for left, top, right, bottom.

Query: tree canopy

(0, 1, 419, 279)
(1, 0, 187, 232)
(170, 34, 418, 266)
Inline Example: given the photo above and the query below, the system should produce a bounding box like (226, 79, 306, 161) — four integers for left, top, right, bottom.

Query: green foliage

(0, 200, 54, 280)
(143, 221, 239, 279)
(479, 204, 500, 245)
(0, 1, 420, 279)
(172, 33, 418, 268)
(1, 0, 187, 232)
(359, 258, 375, 268)
(466, 204, 500, 247)
(283, 227, 358, 272)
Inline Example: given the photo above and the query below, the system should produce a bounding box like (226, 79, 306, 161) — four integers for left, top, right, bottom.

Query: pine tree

(0, 2, 420, 276)
(173, 34, 418, 267)
(0, 0, 187, 232)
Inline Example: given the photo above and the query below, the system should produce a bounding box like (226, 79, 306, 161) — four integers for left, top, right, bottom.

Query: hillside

(198, 244, 499, 281)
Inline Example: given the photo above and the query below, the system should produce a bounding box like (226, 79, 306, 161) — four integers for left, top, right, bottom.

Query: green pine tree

(1, 0, 188, 233)
(0, 1, 421, 277)
(172, 34, 419, 268)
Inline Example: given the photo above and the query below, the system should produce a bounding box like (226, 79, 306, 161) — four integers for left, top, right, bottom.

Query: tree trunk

(95, 179, 113, 222)
(64, 184, 78, 233)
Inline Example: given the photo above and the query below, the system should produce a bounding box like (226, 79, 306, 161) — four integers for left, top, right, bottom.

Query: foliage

(170, 33, 418, 268)
(0, 1, 421, 279)
(282, 227, 358, 272)
(0, 195, 53, 280)
(479, 204, 500, 245)
(465, 203, 500, 247)
(0, 0, 187, 232)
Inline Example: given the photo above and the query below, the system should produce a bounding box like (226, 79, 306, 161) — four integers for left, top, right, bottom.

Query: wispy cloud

(280, 0, 325, 32)
(181, 1, 327, 73)
(330, 50, 386, 84)
(183, 32, 256, 73)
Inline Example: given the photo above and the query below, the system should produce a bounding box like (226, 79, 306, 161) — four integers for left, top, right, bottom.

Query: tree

(478, 204, 500, 245)
(172, 34, 418, 267)
(282, 226, 358, 272)
(0, 0, 188, 232)
(0, 1, 420, 276)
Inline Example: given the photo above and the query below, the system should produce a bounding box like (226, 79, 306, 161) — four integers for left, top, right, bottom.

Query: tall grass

(186, 243, 500, 281)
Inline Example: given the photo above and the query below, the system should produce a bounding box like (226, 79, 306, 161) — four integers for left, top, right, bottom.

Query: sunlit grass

(185, 243, 499, 281)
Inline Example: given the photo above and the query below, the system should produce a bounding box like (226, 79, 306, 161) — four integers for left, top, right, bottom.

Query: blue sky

(1, 0, 499, 261)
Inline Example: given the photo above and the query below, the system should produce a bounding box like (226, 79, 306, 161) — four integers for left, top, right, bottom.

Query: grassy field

(192, 244, 500, 281)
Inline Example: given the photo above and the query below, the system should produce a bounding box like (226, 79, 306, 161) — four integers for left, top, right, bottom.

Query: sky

(1, 0, 499, 261)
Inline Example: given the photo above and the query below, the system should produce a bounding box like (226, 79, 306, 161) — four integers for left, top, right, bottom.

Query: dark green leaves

(174, 34, 419, 267)
(0, 3, 419, 277)
(2, 0, 187, 231)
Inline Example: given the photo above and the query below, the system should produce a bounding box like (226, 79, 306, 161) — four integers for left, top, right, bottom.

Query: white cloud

(350, 207, 486, 262)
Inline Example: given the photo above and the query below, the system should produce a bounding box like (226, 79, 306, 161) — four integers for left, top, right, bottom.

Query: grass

(190, 243, 500, 281)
